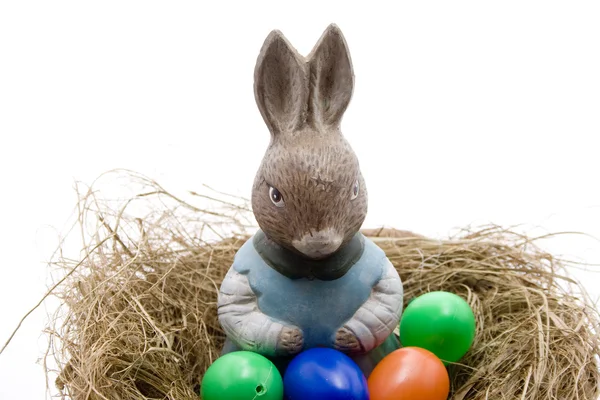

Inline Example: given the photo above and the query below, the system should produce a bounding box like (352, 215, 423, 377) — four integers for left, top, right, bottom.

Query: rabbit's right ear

(254, 30, 309, 136)
(307, 24, 354, 130)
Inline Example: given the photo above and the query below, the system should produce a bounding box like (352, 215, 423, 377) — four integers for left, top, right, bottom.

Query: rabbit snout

(292, 227, 343, 259)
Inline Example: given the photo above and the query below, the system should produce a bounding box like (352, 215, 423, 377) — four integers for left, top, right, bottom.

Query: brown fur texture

(252, 24, 367, 258)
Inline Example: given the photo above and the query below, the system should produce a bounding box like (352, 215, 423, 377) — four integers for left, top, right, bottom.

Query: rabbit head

(251, 24, 367, 260)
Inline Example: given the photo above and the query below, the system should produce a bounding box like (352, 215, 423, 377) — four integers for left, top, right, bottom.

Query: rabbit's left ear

(254, 30, 309, 137)
(307, 24, 355, 129)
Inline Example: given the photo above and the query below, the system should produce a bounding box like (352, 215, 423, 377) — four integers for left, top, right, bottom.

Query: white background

(1, 1, 599, 398)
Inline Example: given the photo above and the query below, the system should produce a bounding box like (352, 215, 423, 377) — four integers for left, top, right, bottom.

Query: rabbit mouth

(292, 228, 343, 260)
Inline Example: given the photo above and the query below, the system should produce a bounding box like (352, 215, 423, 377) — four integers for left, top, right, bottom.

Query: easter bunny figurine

(217, 24, 403, 377)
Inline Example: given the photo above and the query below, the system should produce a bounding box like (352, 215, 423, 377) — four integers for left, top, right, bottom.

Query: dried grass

(26, 172, 600, 399)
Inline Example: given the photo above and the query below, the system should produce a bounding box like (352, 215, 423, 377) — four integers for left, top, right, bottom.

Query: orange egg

(368, 347, 450, 400)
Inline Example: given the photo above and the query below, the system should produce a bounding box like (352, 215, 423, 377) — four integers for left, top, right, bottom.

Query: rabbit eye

(269, 186, 285, 207)
(350, 180, 360, 200)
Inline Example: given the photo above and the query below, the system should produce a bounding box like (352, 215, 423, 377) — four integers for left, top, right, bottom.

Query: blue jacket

(220, 230, 401, 376)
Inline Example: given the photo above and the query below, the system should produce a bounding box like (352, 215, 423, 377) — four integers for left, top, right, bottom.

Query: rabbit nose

(292, 228, 343, 260)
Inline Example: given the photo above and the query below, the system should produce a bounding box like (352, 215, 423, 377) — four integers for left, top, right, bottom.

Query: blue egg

(283, 348, 370, 400)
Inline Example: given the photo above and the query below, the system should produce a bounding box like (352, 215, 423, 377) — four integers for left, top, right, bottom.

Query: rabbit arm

(339, 259, 403, 352)
(218, 268, 302, 357)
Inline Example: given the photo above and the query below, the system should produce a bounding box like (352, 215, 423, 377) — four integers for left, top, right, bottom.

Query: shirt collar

(252, 229, 365, 281)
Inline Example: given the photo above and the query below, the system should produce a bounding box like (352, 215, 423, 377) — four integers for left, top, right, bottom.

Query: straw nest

(40, 173, 599, 400)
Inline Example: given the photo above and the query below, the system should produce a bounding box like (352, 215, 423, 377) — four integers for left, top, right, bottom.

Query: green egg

(201, 351, 283, 400)
(399, 291, 476, 364)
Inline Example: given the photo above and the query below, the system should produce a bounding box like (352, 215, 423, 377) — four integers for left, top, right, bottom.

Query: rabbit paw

(277, 326, 304, 356)
(334, 327, 365, 354)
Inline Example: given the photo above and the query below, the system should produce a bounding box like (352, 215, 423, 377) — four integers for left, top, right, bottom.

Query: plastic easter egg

(368, 347, 450, 400)
(399, 291, 475, 363)
(201, 351, 283, 400)
(283, 348, 369, 400)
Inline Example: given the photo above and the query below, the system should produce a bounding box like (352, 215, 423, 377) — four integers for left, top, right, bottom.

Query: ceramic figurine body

(217, 24, 403, 377)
